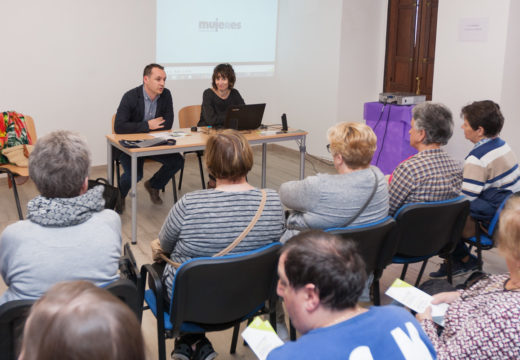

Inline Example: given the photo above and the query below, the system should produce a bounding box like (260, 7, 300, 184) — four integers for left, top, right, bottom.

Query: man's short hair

(282, 230, 367, 310)
(143, 63, 165, 77)
(412, 102, 453, 145)
(461, 100, 504, 137)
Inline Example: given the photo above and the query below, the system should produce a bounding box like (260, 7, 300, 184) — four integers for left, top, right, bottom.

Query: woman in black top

(198, 63, 245, 127)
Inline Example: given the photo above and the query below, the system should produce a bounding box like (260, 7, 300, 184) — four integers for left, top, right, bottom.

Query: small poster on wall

(458, 18, 489, 42)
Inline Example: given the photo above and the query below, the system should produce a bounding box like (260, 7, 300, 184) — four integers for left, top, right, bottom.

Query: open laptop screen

(223, 103, 266, 130)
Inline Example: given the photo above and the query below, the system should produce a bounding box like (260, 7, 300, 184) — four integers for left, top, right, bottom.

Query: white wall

(433, 0, 517, 160)
(0, 0, 390, 167)
(0, 0, 154, 166)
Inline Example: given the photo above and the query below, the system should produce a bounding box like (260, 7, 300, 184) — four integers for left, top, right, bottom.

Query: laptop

(223, 103, 266, 130)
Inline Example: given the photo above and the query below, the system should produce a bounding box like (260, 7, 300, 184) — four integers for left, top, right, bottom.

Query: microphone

(281, 113, 288, 132)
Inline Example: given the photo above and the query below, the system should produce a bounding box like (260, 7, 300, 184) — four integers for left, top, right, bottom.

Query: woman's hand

(431, 291, 460, 305)
(416, 306, 432, 322)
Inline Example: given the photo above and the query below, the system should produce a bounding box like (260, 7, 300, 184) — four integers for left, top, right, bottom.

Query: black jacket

(114, 85, 174, 134)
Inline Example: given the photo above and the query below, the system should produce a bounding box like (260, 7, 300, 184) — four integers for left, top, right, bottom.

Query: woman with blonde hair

(280, 122, 389, 242)
(416, 195, 520, 359)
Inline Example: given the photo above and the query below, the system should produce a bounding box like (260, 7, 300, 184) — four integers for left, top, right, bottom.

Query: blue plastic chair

(391, 196, 470, 286)
(326, 216, 397, 305)
(140, 242, 281, 360)
(464, 193, 514, 270)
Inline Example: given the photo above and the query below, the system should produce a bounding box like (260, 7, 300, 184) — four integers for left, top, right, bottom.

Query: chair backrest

(0, 300, 35, 360)
(393, 196, 470, 257)
(178, 105, 202, 128)
(25, 115, 37, 144)
(169, 242, 281, 333)
(105, 278, 141, 322)
(326, 217, 397, 275)
(111, 114, 116, 134)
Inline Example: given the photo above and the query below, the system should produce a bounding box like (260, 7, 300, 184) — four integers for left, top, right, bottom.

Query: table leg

(261, 143, 267, 188)
(107, 140, 113, 185)
(299, 136, 306, 180)
(131, 154, 137, 244)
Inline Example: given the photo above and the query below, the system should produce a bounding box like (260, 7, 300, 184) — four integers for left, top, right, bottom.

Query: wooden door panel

(384, 0, 417, 92)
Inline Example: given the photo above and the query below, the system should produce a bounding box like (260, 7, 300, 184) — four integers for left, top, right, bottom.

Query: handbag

(1, 144, 34, 167)
(87, 177, 123, 213)
(152, 189, 267, 268)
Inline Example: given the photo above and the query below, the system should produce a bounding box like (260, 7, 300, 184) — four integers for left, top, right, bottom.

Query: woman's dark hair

(282, 230, 366, 310)
(20, 281, 145, 360)
(211, 63, 236, 90)
(461, 100, 504, 137)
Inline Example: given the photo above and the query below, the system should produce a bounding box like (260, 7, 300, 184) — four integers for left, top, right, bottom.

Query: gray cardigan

(280, 166, 389, 242)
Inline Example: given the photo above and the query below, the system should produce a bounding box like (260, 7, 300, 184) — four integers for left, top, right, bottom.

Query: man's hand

(148, 117, 165, 130)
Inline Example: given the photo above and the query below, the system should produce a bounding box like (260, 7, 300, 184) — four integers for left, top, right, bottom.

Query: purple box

(364, 102, 417, 175)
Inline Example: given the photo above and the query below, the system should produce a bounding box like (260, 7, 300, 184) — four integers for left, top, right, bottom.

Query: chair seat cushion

(465, 235, 493, 247)
(144, 289, 204, 333)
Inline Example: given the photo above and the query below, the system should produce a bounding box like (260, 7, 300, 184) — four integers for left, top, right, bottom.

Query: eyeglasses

(326, 144, 331, 153)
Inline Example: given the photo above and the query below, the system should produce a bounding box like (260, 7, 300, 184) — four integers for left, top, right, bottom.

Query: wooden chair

(177, 105, 205, 191)
(111, 115, 178, 203)
(0, 115, 37, 220)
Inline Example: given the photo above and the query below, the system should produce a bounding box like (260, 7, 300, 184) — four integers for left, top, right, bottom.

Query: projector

(379, 92, 426, 105)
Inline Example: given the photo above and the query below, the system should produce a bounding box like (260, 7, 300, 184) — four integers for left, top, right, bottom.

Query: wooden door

(384, 0, 438, 100)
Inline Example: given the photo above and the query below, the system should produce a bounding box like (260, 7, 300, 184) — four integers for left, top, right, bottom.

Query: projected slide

(157, 0, 278, 79)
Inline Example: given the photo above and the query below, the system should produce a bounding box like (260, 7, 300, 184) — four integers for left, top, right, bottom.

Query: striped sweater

(159, 188, 285, 301)
(462, 137, 520, 201)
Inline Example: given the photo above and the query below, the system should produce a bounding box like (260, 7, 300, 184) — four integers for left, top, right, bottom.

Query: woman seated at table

(0, 130, 121, 305)
(198, 63, 245, 128)
(280, 122, 389, 242)
(158, 129, 285, 360)
(416, 195, 520, 359)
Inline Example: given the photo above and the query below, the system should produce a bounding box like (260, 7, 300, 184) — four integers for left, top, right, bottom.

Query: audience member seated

(19, 281, 145, 360)
(268, 230, 436, 360)
(198, 63, 245, 128)
(0, 130, 121, 305)
(417, 195, 520, 359)
(389, 102, 462, 216)
(114, 63, 184, 207)
(431, 100, 520, 277)
(157, 129, 284, 360)
(280, 122, 388, 243)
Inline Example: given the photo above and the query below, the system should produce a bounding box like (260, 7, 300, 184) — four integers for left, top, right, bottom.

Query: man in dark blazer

(114, 63, 183, 207)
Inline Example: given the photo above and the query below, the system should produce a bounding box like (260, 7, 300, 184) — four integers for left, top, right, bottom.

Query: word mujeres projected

(157, 0, 277, 79)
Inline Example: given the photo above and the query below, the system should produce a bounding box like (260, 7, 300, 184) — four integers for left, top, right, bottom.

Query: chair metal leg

(7, 172, 24, 220)
(230, 323, 240, 354)
(115, 159, 121, 189)
(415, 260, 428, 287)
(372, 279, 380, 306)
(197, 152, 206, 189)
(446, 258, 453, 284)
(171, 176, 178, 203)
(475, 221, 483, 271)
(178, 165, 184, 190)
(400, 264, 409, 280)
(289, 320, 296, 341)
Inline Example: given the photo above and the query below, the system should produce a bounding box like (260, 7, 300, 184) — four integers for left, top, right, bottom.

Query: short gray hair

(412, 102, 453, 145)
(29, 130, 91, 198)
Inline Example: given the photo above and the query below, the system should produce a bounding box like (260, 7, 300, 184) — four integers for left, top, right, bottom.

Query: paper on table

(385, 278, 449, 327)
(241, 317, 284, 360)
(149, 131, 188, 138)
